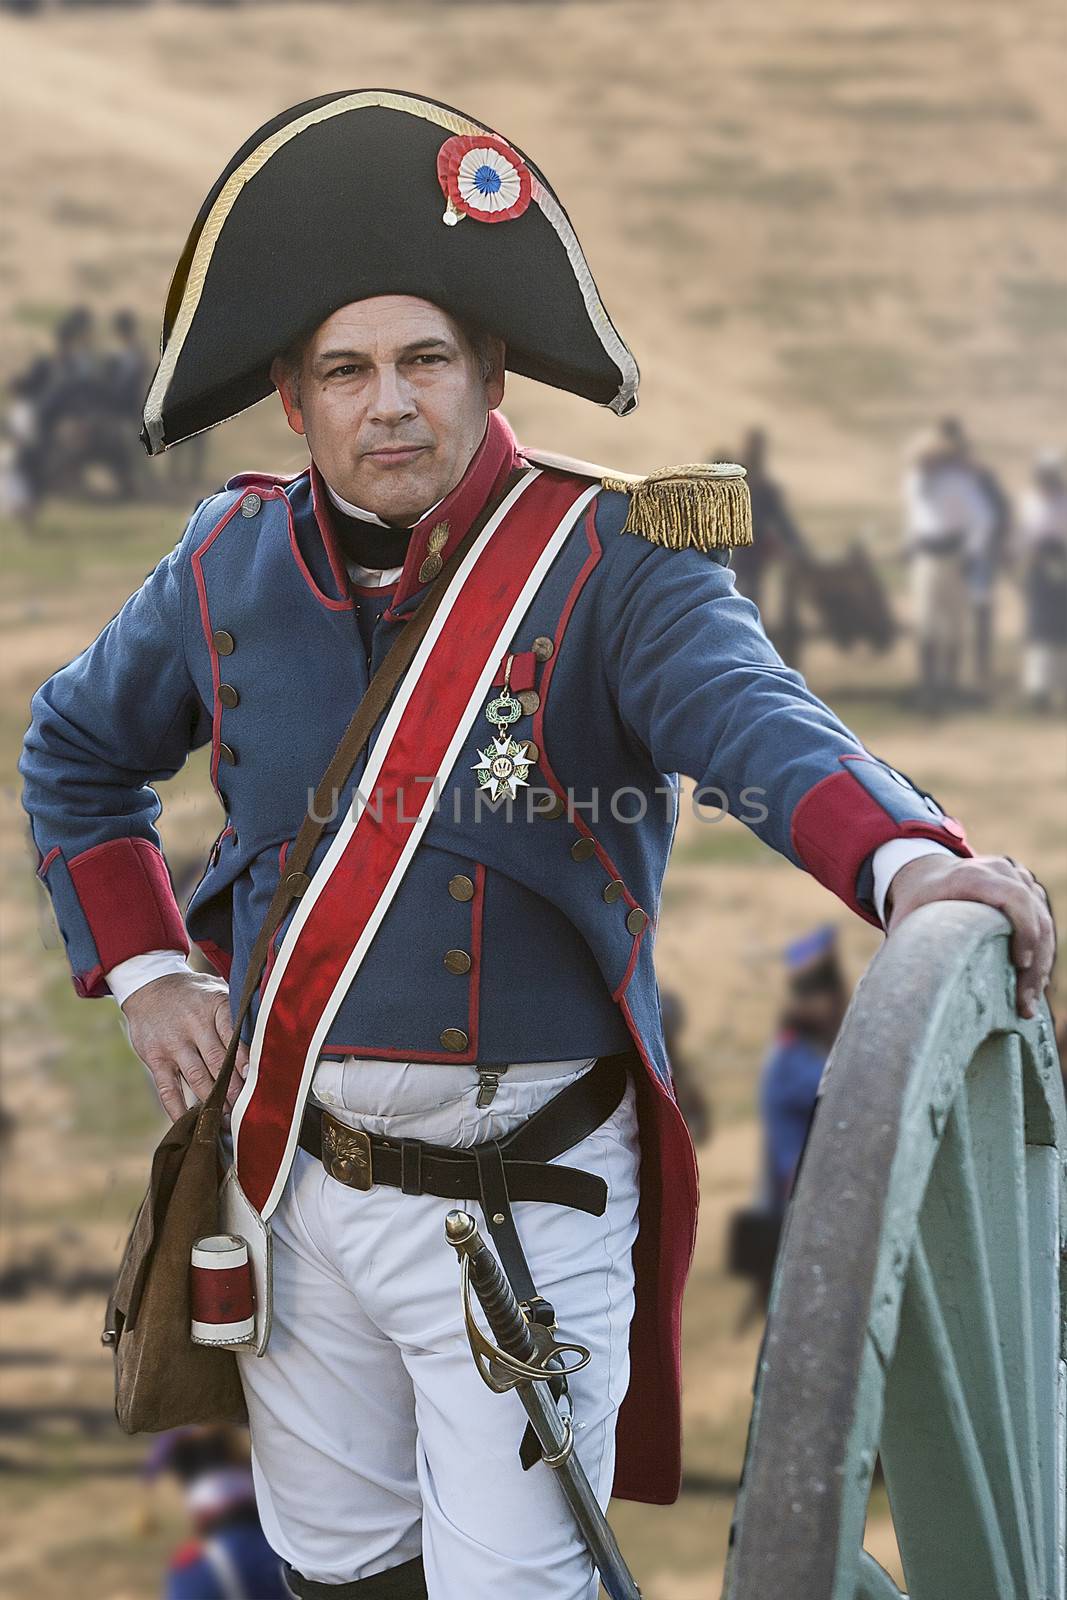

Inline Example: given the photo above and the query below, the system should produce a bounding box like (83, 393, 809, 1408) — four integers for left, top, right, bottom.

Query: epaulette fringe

(601, 463, 752, 551)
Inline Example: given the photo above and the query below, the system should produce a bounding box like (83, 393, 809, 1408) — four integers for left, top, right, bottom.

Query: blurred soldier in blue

(759, 924, 848, 1213)
(728, 926, 847, 1312)
(147, 1426, 288, 1600)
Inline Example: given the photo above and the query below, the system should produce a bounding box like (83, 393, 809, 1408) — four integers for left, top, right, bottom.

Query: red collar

(308, 411, 523, 621)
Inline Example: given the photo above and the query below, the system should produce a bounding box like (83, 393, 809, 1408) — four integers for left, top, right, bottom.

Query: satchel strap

(196, 465, 528, 1136)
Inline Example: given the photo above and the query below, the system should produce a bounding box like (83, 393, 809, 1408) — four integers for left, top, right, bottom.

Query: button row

(568, 838, 649, 935)
(211, 632, 239, 767)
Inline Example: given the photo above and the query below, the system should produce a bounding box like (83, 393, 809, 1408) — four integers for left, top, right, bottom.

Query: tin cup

(190, 1234, 255, 1347)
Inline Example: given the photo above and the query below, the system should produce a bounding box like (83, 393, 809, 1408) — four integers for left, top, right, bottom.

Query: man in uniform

(20, 94, 1054, 1599)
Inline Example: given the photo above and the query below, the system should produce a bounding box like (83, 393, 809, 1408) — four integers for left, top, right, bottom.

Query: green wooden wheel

(722, 902, 1066, 1600)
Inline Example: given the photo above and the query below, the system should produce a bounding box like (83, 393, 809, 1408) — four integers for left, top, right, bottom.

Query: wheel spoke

(965, 1035, 1044, 1590)
(912, 1093, 1038, 1595)
(855, 1551, 905, 1599)
(1026, 1143, 1065, 1593)
(881, 1239, 1015, 1599)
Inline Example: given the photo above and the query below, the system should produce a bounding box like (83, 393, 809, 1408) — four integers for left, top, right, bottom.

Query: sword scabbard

(444, 1211, 643, 1600)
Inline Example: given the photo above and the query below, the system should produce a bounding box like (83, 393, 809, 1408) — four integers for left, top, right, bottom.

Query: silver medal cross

(473, 657, 532, 803)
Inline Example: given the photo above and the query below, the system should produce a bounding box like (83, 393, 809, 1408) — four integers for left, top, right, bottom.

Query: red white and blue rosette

(437, 133, 532, 226)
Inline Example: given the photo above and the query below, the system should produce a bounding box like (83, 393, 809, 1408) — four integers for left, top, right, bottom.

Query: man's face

(271, 296, 505, 526)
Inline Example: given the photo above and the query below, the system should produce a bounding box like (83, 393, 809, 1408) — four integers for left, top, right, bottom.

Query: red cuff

(67, 837, 190, 972)
(196, 939, 233, 981)
(791, 767, 970, 924)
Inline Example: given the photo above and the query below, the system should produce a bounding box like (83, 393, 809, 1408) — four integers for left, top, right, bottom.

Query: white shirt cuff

(106, 949, 192, 1006)
(871, 839, 955, 926)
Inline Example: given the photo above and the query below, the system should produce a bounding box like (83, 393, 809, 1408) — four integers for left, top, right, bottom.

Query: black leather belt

(298, 1050, 632, 1220)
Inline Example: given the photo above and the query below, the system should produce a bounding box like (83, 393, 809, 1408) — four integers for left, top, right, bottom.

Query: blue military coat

(20, 415, 969, 1501)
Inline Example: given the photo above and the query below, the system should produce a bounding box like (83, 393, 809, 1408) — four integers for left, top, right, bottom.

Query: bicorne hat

(141, 90, 639, 454)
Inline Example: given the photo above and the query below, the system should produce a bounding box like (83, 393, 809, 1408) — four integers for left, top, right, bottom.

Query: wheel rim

(722, 902, 1066, 1600)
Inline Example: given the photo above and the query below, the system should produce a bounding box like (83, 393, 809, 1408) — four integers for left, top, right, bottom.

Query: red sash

(232, 466, 598, 1217)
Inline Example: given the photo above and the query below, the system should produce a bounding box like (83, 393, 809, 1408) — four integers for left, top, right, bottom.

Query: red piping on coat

(285, 470, 352, 611)
(73, 963, 107, 999)
(308, 462, 359, 605)
(36, 846, 61, 879)
(612, 920, 645, 1002)
(197, 940, 233, 982)
(532, 499, 649, 989)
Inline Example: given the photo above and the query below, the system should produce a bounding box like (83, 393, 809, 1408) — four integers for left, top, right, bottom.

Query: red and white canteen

(437, 133, 532, 226)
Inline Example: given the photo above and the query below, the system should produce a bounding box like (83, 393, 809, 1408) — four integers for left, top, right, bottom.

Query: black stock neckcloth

(327, 499, 414, 572)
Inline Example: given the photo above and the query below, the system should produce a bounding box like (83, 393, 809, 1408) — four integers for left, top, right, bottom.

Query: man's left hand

(887, 853, 1056, 1019)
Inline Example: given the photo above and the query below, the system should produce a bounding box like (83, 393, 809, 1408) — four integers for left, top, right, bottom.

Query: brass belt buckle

(321, 1113, 374, 1191)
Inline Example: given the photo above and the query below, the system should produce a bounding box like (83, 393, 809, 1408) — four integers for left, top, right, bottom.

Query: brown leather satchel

(104, 474, 522, 1432)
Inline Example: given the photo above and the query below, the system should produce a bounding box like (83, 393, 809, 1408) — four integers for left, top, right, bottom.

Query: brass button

(218, 742, 237, 765)
(603, 879, 625, 903)
(212, 629, 235, 656)
(522, 740, 539, 764)
(532, 636, 555, 662)
(284, 871, 310, 897)
(418, 553, 443, 584)
(440, 1027, 468, 1052)
(570, 837, 596, 863)
(517, 689, 540, 716)
(240, 492, 262, 518)
(540, 795, 566, 820)
(218, 683, 240, 709)
(444, 948, 472, 975)
(448, 874, 475, 902)
(626, 907, 649, 936)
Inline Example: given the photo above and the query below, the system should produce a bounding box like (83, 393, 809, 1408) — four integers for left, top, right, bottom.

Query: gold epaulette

(601, 463, 752, 552)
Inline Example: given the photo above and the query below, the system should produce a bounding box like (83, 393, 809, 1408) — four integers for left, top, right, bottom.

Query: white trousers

(238, 1058, 641, 1599)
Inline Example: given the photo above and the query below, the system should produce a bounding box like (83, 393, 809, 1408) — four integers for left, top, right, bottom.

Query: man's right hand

(120, 970, 249, 1123)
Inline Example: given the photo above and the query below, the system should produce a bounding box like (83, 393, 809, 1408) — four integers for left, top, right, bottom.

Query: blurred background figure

(5, 305, 95, 527)
(728, 926, 849, 1314)
(101, 307, 151, 501)
(725, 427, 807, 616)
(660, 987, 712, 1147)
(1015, 449, 1067, 713)
(902, 428, 993, 714)
(758, 926, 848, 1217)
(145, 1426, 289, 1600)
(3, 303, 151, 526)
(937, 416, 1011, 703)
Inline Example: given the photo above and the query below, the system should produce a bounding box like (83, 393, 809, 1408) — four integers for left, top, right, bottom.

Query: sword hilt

(445, 1210, 538, 1363)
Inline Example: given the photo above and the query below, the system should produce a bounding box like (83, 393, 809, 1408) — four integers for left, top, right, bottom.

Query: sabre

(444, 1210, 642, 1600)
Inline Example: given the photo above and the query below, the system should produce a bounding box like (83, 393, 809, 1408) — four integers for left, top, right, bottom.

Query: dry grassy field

(1, 3, 1065, 1596)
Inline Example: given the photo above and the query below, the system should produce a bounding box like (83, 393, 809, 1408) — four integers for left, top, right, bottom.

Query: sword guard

(459, 1254, 591, 1393)
(445, 1211, 591, 1394)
